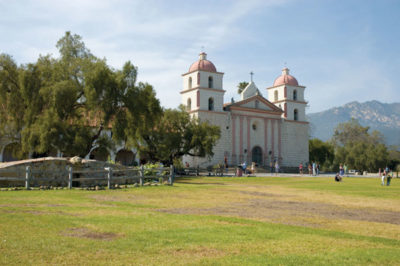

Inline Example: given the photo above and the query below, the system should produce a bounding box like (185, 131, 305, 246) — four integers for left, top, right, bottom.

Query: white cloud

(1, 0, 398, 114)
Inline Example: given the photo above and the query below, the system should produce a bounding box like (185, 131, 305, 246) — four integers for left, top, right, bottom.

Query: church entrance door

(251, 146, 263, 166)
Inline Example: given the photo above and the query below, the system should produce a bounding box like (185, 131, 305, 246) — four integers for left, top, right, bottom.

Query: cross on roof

(250, 71, 254, 82)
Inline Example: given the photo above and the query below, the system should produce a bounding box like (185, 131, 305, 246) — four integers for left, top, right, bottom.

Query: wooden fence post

(140, 165, 144, 186)
(68, 166, 73, 189)
(106, 167, 112, 189)
(25, 166, 31, 190)
(169, 165, 175, 186)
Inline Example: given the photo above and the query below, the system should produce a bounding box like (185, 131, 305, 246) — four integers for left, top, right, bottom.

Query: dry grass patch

(62, 227, 122, 241)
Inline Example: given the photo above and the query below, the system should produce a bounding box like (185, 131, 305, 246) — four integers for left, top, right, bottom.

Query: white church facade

(181, 52, 309, 169)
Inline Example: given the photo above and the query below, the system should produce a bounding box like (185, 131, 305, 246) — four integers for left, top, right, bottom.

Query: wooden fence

(0, 165, 175, 189)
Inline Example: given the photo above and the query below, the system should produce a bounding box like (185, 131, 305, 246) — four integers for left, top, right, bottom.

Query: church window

(208, 76, 213, 88)
(293, 90, 297, 101)
(187, 98, 192, 111)
(208, 97, 214, 111)
(294, 109, 298, 121)
(188, 77, 192, 89)
(274, 90, 278, 101)
(252, 123, 257, 130)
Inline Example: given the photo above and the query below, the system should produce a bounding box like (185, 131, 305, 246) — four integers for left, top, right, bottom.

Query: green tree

(309, 138, 334, 169)
(237, 81, 249, 94)
(331, 118, 370, 147)
(129, 106, 221, 165)
(0, 32, 162, 158)
(387, 145, 400, 171)
(332, 119, 388, 172)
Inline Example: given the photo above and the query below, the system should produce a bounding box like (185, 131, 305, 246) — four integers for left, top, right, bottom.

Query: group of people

(381, 167, 393, 186)
(269, 161, 280, 175)
(298, 162, 322, 176)
(240, 161, 259, 175)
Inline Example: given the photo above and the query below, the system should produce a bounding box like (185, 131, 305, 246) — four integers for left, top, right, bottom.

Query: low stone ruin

(0, 157, 131, 188)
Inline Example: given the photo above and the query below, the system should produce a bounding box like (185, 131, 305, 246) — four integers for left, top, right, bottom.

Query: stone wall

(0, 157, 133, 187)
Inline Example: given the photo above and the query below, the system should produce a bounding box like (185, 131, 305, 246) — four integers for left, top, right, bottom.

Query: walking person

(316, 163, 320, 176)
(308, 163, 312, 176)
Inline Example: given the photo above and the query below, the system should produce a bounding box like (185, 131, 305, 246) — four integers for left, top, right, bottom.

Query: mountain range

(307, 100, 400, 146)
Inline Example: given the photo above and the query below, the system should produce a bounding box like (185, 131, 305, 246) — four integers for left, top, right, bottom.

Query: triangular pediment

(224, 95, 283, 114)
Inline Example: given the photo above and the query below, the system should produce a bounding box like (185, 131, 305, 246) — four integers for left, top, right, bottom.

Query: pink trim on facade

(197, 72, 200, 85)
(264, 118, 268, 158)
(229, 106, 282, 115)
(247, 117, 251, 161)
(273, 99, 307, 104)
(188, 109, 227, 115)
(266, 84, 306, 90)
(230, 113, 281, 122)
(239, 116, 244, 156)
(284, 86, 287, 98)
(271, 119, 275, 158)
(180, 86, 226, 94)
(226, 95, 283, 112)
(196, 90, 200, 107)
(278, 120, 281, 159)
(285, 120, 309, 124)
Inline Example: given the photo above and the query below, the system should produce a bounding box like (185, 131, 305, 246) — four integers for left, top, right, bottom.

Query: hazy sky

(1, 0, 399, 113)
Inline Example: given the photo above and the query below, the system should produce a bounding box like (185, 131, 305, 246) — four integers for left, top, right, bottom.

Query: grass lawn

(0, 176, 399, 265)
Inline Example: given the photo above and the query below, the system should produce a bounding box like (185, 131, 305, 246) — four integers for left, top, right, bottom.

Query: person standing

(270, 161, 274, 174)
(316, 163, 320, 176)
(308, 163, 312, 176)
(312, 162, 316, 176)
(251, 162, 256, 174)
(387, 174, 392, 186)
(299, 163, 303, 175)
(339, 164, 344, 176)
(275, 161, 280, 175)
(242, 161, 247, 174)
(381, 170, 386, 186)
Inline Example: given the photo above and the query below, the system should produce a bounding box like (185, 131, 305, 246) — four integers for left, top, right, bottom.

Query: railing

(0, 165, 175, 189)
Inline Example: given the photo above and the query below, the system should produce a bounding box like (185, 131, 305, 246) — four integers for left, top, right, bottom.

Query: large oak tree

(0, 32, 220, 163)
(0, 32, 162, 158)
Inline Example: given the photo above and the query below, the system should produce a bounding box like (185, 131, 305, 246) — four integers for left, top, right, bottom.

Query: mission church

(181, 52, 309, 169)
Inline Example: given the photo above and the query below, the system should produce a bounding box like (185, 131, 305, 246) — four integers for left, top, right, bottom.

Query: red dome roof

(189, 52, 217, 72)
(273, 68, 299, 86)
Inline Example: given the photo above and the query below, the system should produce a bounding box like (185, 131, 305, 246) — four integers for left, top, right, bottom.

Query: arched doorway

(251, 146, 263, 166)
(115, 149, 135, 166)
(89, 147, 109, 161)
(2, 143, 21, 162)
